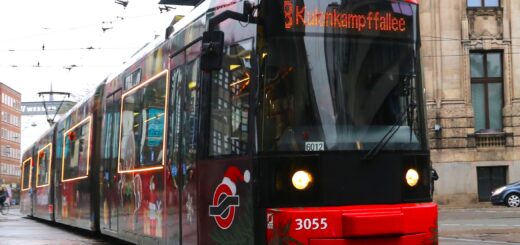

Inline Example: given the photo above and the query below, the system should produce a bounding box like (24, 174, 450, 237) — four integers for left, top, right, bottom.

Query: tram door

(102, 89, 121, 232)
(168, 41, 201, 245)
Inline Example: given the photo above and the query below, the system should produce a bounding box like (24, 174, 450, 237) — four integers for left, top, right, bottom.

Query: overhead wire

(0, 64, 121, 68)
(1, 7, 171, 70)
(0, 47, 141, 52)
(0, 11, 172, 43)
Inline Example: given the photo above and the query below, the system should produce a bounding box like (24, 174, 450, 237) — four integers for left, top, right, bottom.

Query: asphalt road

(0, 206, 123, 245)
(440, 206, 520, 244)
(2, 204, 520, 244)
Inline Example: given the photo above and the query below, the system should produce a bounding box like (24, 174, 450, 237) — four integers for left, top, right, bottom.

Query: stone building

(421, 0, 520, 204)
(0, 83, 21, 187)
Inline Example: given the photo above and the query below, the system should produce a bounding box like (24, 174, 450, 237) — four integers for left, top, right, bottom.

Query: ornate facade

(421, 0, 520, 204)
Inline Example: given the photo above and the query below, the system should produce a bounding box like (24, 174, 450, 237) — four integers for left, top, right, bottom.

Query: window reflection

(37, 145, 52, 186)
(259, 35, 420, 152)
(259, 0, 422, 152)
(63, 119, 90, 181)
(119, 71, 167, 172)
(22, 158, 31, 190)
(209, 40, 252, 156)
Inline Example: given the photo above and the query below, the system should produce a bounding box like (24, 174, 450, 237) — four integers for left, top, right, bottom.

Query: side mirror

(201, 31, 224, 71)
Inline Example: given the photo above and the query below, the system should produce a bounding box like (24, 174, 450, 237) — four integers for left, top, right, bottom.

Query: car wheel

(506, 193, 520, 207)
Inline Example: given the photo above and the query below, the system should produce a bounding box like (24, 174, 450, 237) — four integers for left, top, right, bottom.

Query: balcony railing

(468, 131, 512, 149)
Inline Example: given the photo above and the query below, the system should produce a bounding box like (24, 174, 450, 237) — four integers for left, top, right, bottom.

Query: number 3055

(294, 218, 328, 231)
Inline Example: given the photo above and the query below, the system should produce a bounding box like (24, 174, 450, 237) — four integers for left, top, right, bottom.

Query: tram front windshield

(258, 0, 424, 152)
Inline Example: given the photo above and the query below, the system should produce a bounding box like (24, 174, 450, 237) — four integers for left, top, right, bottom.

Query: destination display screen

(284, 5, 407, 32)
(264, 0, 417, 40)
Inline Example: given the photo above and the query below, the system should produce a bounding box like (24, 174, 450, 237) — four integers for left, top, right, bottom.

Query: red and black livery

(21, 0, 437, 244)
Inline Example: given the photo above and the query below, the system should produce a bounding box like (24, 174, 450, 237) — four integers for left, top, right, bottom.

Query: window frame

(21, 157, 32, 191)
(61, 116, 93, 182)
(470, 51, 503, 131)
(117, 69, 169, 173)
(467, 0, 500, 8)
(36, 143, 53, 188)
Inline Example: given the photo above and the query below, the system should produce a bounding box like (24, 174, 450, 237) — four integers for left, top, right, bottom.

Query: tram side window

(22, 158, 32, 190)
(62, 118, 91, 181)
(209, 40, 252, 156)
(124, 69, 142, 90)
(119, 72, 167, 171)
(37, 145, 52, 187)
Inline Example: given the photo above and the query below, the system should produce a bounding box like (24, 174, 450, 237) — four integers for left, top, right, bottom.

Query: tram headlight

(405, 168, 419, 187)
(292, 170, 313, 190)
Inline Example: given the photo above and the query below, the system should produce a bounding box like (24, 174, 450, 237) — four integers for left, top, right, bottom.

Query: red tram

(20, 0, 437, 244)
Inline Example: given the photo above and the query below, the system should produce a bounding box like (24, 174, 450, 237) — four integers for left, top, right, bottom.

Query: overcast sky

(0, 0, 192, 150)
(0, 0, 192, 102)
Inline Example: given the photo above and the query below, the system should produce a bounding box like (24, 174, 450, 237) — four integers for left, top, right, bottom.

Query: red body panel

(267, 203, 438, 245)
(309, 234, 427, 245)
(34, 185, 53, 220)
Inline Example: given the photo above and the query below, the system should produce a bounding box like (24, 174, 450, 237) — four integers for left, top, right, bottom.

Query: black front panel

(256, 151, 431, 208)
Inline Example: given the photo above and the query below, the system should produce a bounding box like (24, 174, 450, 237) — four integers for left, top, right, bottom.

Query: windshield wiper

(363, 74, 416, 160)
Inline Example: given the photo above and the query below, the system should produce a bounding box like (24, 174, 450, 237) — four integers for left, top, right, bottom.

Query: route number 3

(295, 218, 328, 230)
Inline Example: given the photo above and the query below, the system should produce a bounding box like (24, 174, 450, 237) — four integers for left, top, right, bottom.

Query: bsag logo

(209, 183, 240, 229)
(209, 167, 250, 230)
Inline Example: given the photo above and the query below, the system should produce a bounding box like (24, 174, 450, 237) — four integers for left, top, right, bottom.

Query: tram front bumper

(266, 203, 438, 245)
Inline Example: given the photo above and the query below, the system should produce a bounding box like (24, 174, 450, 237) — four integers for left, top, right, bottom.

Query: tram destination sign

(280, 0, 415, 38)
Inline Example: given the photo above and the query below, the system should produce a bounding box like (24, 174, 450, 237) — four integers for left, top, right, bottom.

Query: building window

(468, 0, 500, 7)
(470, 51, 503, 132)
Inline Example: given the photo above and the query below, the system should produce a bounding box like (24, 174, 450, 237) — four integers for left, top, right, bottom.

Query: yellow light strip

(161, 69, 170, 175)
(61, 116, 92, 182)
(123, 70, 169, 98)
(21, 157, 32, 191)
(230, 73, 250, 86)
(118, 69, 169, 174)
(143, 113, 164, 124)
(118, 165, 164, 174)
(36, 143, 53, 188)
(61, 176, 89, 182)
